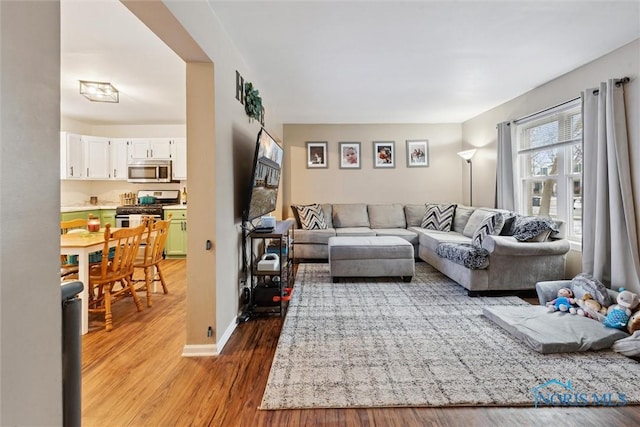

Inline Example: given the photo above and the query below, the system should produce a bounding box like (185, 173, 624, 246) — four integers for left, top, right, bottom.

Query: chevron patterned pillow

(421, 203, 457, 231)
(472, 212, 506, 248)
(293, 204, 328, 230)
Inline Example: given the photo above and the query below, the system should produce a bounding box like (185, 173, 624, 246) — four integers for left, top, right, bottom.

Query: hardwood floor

(82, 259, 640, 426)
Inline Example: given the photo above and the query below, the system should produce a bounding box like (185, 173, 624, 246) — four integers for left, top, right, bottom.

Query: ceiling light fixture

(79, 80, 119, 103)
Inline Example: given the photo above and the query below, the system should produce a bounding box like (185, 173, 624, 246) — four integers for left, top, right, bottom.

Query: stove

(115, 190, 180, 227)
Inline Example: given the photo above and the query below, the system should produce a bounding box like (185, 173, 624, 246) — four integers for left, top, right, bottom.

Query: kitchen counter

(61, 205, 119, 213)
(163, 205, 187, 210)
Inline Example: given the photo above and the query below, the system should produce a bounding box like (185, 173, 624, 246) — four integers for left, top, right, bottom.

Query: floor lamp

(457, 149, 477, 205)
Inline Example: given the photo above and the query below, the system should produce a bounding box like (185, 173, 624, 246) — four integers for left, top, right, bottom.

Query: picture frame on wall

(339, 142, 361, 169)
(306, 141, 328, 168)
(406, 139, 429, 167)
(373, 141, 395, 168)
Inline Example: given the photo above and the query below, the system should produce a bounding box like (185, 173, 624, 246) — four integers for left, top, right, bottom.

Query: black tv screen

(243, 128, 284, 222)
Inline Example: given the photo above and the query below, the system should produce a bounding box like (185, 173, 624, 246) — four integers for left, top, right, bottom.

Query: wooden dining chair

(60, 218, 88, 279)
(133, 215, 171, 307)
(88, 222, 147, 331)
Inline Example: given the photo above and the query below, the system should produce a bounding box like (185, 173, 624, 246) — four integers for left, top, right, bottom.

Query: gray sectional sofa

(290, 203, 571, 295)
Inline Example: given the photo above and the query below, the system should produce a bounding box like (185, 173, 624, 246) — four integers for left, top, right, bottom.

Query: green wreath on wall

(244, 82, 262, 121)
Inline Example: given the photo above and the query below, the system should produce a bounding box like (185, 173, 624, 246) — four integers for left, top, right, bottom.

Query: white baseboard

(181, 316, 238, 357)
(216, 317, 237, 352)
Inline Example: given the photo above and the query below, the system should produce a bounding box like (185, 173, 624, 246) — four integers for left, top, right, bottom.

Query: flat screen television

(243, 128, 284, 222)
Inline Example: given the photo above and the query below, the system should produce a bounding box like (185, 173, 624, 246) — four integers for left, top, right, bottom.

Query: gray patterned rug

(260, 263, 640, 409)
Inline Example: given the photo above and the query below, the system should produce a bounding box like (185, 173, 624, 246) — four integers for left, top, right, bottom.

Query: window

(514, 100, 582, 242)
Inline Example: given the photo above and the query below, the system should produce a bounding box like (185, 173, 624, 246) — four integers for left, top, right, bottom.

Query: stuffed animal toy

(576, 293, 607, 321)
(546, 288, 577, 313)
(603, 289, 640, 330)
(627, 309, 640, 334)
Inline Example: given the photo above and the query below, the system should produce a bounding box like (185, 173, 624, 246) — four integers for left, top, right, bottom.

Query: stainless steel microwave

(127, 159, 172, 183)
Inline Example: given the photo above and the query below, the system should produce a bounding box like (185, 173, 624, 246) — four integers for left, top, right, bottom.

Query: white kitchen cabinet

(129, 138, 172, 160)
(109, 138, 129, 180)
(171, 138, 187, 180)
(60, 132, 84, 179)
(83, 136, 110, 179)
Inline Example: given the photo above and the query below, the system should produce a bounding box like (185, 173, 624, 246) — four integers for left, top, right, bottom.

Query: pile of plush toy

(545, 277, 640, 356)
(545, 276, 640, 335)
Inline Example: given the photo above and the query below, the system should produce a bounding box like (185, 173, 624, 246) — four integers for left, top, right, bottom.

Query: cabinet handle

(87, 168, 89, 177)
(147, 149, 149, 157)
(70, 166, 73, 176)
(150, 149, 153, 158)
(113, 169, 117, 178)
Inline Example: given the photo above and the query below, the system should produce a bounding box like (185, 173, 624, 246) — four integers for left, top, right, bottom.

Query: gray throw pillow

(453, 205, 475, 233)
(462, 209, 494, 238)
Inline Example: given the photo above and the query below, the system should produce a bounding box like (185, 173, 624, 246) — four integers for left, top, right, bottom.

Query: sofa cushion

(453, 205, 475, 233)
(421, 203, 457, 231)
(462, 208, 494, 238)
(482, 305, 629, 353)
(368, 204, 406, 229)
(471, 212, 506, 248)
(404, 204, 427, 227)
(436, 243, 489, 270)
(292, 203, 328, 230)
(332, 204, 370, 228)
(294, 228, 337, 244)
(417, 229, 471, 252)
(513, 216, 559, 242)
(374, 228, 419, 246)
(335, 227, 376, 237)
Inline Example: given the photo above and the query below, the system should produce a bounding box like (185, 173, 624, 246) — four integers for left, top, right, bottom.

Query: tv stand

(243, 220, 294, 319)
(253, 226, 274, 233)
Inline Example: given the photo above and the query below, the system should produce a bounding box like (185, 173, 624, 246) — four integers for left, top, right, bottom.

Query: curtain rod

(512, 97, 579, 124)
(593, 76, 630, 95)
(512, 77, 630, 124)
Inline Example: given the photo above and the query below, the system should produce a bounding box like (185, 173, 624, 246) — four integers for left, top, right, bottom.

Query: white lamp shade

(457, 149, 477, 161)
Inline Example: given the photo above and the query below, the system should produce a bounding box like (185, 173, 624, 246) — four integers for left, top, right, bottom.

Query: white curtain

(496, 121, 516, 211)
(582, 79, 640, 293)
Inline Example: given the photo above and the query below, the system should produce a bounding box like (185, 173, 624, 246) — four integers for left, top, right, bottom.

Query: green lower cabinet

(100, 209, 116, 228)
(60, 210, 101, 222)
(165, 209, 187, 257)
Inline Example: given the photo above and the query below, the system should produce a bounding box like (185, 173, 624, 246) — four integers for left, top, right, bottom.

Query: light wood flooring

(82, 259, 640, 426)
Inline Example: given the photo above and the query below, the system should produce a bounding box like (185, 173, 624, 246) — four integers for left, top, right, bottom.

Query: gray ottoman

(328, 236, 415, 282)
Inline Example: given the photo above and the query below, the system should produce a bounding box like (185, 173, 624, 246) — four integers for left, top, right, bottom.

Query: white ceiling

(61, 1, 640, 126)
(61, 0, 186, 125)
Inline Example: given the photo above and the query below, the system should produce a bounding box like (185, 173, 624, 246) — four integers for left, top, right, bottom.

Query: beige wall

(461, 38, 640, 278)
(165, 0, 284, 351)
(283, 123, 464, 215)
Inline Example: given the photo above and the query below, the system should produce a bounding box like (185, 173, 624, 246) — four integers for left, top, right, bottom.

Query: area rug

(260, 263, 640, 409)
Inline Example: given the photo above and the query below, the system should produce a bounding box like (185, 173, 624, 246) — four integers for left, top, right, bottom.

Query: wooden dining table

(60, 229, 120, 335)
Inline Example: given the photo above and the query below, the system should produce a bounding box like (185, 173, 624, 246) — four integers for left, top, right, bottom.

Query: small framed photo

(406, 139, 429, 167)
(339, 142, 361, 169)
(306, 141, 328, 168)
(373, 141, 395, 168)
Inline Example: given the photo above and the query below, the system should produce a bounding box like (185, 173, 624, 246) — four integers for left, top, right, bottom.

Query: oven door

(116, 214, 161, 228)
(116, 215, 130, 228)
